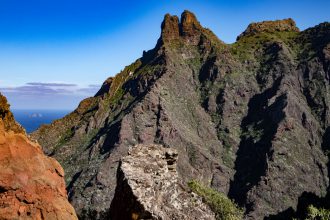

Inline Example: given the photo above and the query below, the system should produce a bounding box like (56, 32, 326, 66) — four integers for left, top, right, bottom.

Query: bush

(306, 205, 330, 220)
(188, 180, 243, 220)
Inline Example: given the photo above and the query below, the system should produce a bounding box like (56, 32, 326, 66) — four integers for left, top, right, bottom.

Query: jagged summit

(180, 10, 203, 36)
(159, 10, 204, 44)
(160, 14, 180, 41)
(237, 18, 299, 40)
(160, 12, 300, 44)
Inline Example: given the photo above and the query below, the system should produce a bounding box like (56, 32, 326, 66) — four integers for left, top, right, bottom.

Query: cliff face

(32, 10, 330, 219)
(0, 94, 77, 220)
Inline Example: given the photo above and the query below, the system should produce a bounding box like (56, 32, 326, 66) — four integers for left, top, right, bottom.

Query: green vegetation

(306, 205, 330, 220)
(57, 128, 75, 146)
(104, 60, 161, 109)
(168, 39, 185, 49)
(109, 87, 125, 105)
(202, 28, 227, 51)
(135, 63, 161, 77)
(222, 148, 235, 169)
(83, 128, 99, 147)
(110, 60, 142, 92)
(231, 31, 299, 61)
(218, 130, 231, 150)
(217, 126, 241, 169)
(102, 60, 141, 108)
(187, 56, 202, 72)
(241, 124, 263, 142)
(188, 180, 243, 220)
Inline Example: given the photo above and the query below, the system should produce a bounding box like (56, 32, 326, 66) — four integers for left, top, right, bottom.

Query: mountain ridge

(32, 10, 330, 219)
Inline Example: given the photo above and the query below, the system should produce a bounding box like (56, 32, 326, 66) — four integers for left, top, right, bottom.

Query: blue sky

(0, 0, 329, 110)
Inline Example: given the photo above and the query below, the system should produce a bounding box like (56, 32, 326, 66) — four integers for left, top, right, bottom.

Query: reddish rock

(180, 10, 202, 38)
(160, 14, 180, 42)
(0, 94, 77, 220)
(159, 10, 204, 45)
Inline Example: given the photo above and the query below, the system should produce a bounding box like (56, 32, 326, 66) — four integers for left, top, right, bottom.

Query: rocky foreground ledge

(109, 144, 215, 220)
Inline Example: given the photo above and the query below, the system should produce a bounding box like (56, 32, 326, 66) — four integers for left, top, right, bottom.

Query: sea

(12, 109, 70, 133)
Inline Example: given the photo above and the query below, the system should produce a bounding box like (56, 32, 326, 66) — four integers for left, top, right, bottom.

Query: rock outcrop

(159, 10, 205, 45)
(0, 94, 24, 134)
(32, 10, 330, 219)
(0, 93, 77, 220)
(237, 18, 299, 40)
(109, 144, 215, 220)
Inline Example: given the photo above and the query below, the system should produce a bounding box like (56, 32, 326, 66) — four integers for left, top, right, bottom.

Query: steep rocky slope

(0, 94, 78, 220)
(32, 11, 330, 219)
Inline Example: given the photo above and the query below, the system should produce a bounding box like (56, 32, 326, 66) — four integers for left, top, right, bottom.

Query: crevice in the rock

(154, 97, 163, 144)
(0, 186, 8, 193)
(80, 209, 108, 220)
(322, 126, 330, 197)
(67, 170, 83, 201)
(15, 194, 35, 205)
(302, 112, 307, 127)
(199, 56, 217, 83)
(99, 120, 121, 154)
(228, 76, 286, 212)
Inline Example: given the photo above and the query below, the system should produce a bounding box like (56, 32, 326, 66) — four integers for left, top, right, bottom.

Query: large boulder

(109, 144, 215, 220)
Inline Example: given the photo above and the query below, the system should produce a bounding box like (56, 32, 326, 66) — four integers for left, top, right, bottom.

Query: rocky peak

(109, 144, 215, 220)
(180, 10, 202, 36)
(159, 10, 203, 45)
(237, 18, 300, 40)
(160, 14, 180, 42)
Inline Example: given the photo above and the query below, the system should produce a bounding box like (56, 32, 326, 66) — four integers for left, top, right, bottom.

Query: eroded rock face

(0, 93, 77, 220)
(109, 144, 215, 220)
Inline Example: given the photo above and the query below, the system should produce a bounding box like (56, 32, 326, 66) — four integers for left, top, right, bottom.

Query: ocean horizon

(12, 109, 71, 133)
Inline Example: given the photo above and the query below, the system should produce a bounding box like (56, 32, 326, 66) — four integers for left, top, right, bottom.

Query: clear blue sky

(0, 0, 329, 110)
